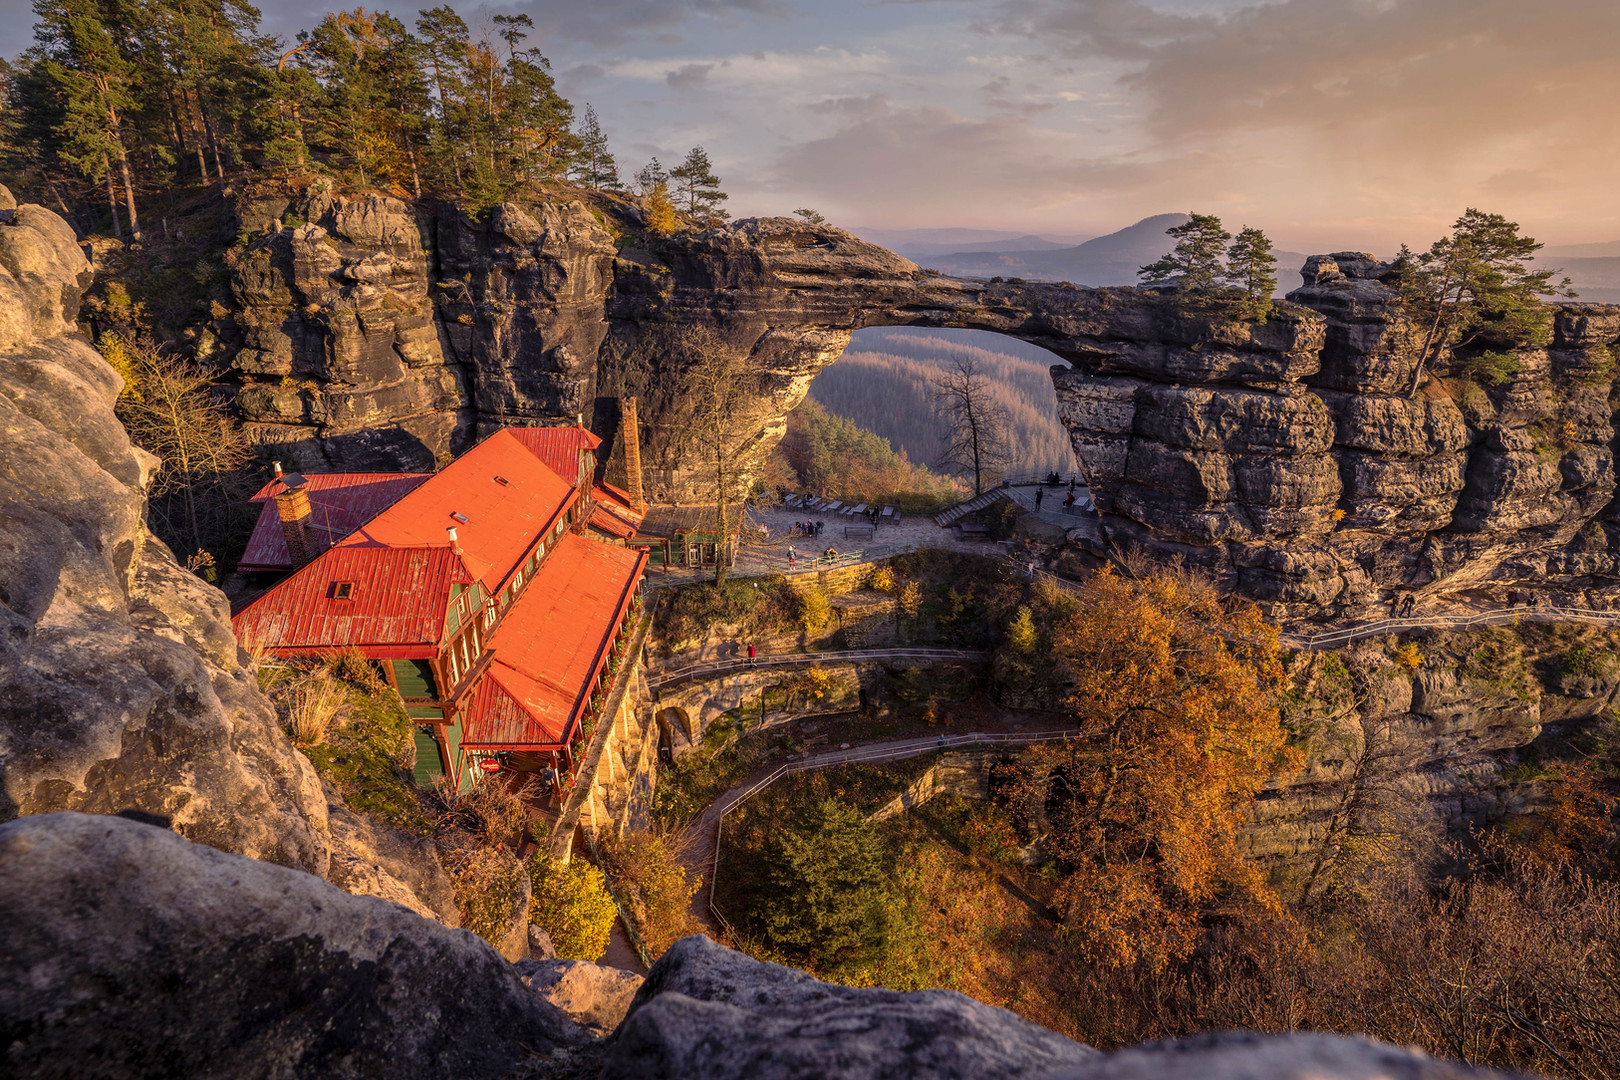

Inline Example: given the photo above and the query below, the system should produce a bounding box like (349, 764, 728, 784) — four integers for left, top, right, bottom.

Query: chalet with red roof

(233, 424, 647, 792)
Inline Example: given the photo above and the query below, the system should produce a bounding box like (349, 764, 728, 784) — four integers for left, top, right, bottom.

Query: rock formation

(0, 813, 586, 1078)
(0, 188, 449, 917)
(218, 191, 1620, 614)
(1, 812, 1521, 1080)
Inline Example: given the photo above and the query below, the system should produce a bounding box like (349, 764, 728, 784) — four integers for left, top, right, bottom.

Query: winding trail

(678, 727, 1090, 936)
(649, 647, 991, 694)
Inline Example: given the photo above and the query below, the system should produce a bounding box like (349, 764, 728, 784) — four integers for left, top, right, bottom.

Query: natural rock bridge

(226, 191, 1620, 615)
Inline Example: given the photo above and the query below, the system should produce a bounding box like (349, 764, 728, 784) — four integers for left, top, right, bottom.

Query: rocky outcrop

(1244, 623, 1620, 877)
(0, 190, 456, 918)
(518, 956, 645, 1037)
(1, 815, 1521, 1079)
(218, 194, 1620, 614)
(0, 813, 587, 1078)
(0, 189, 329, 873)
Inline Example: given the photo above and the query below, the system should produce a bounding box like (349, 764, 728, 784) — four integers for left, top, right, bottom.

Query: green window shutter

(412, 728, 445, 788)
(392, 659, 438, 699)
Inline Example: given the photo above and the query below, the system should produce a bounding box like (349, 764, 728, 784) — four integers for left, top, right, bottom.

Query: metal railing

(1281, 604, 1620, 650)
(650, 647, 990, 693)
(706, 727, 1092, 937)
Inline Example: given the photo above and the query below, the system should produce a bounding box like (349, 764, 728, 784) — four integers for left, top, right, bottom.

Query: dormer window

(331, 582, 354, 600)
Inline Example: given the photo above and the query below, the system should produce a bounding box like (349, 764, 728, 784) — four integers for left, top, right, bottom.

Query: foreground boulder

(0, 813, 587, 1078)
(517, 957, 645, 1037)
(1, 813, 1525, 1080)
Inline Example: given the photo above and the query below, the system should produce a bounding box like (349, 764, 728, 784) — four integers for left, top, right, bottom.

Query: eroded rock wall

(0, 189, 329, 872)
(0, 190, 456, 919)
(217, 192, 1620, 612)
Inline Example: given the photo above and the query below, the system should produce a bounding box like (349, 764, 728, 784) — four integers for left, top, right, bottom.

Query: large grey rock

(600, 936, 1518, 1080)
(516, 956, 644, 1037)
(0, 813, 588, 1078)
(0, 200, 330, 874)
(1070, 1030, 1514, 1080)
(602, 934, 1099, 1079)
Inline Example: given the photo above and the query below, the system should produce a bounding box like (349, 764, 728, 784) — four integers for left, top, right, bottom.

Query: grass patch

(262, 656, 432, 837)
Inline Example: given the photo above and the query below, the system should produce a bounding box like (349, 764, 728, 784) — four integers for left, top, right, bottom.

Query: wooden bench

(845, 523, 875, 540)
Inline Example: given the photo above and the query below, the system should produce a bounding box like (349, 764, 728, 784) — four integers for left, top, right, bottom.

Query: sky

(4, 0, 1616, 252)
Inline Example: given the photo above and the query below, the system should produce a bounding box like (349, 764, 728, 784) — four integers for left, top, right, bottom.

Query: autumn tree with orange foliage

(1000, 564, 1300, 970)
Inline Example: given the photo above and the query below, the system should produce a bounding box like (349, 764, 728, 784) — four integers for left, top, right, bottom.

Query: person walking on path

(788, 545, 796, 570)
(1034, 488, 1044, 511)
(748, 643, 756, 665)
(1063, 491, 1075, 513)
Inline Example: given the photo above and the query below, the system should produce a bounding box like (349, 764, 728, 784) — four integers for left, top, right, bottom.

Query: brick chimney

(621, 396, 647, 511)
(274, 474, 315, 569)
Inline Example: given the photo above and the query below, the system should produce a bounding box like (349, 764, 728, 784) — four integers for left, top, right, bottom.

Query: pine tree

(1397, 209, 1576, 397)
(633, 156, 665, 197)
(1224, 226, 1277, 321)
(669, 145, 728, 223)
(571, 103, 619, 189)
(32, 0, 146, 240)
(1138, 212, 1230, 290)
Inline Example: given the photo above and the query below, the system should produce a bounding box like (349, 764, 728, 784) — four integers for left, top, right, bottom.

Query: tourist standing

(1034, 488, 1044, 510)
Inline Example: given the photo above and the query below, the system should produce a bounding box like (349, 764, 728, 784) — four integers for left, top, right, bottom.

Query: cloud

(667, 63, 716, 90)
(763, 93, 1203, 225)
(512, 0, 784, 49)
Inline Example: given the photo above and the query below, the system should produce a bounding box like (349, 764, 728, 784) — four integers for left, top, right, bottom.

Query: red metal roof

(344, 429, 575, 593)
(233, 546, 471, 656)
(239, 473, 430, 572)
(459, 534, 646, 750)
(588, 505, 638, 540)
(507, 425, 601, 487)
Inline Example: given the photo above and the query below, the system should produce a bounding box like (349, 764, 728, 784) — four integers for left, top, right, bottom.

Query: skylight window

(331, 582, 354, 600)
(452, 512, 470, 524)
(493, 475, 510, 486)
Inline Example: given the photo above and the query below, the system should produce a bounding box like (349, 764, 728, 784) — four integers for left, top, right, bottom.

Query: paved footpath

(677, 726, 1087, 936)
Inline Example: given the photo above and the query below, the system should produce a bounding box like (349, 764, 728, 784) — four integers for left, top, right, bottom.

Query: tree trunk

(104, 161, 122, 241)
(202, 109, 227, 195)
(117, 151, 141, 243)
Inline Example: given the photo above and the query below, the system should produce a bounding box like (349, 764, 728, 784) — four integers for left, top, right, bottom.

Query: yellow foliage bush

(867, 565, 896, 593)
(528, 855, 619, 961)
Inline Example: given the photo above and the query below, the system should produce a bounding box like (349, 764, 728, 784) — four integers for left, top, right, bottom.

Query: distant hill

(1534, 254, 1620, 304)
(913, 213, 1312, 297)
(847, 226, 1093, 260)
(808, 328, 1078, 483)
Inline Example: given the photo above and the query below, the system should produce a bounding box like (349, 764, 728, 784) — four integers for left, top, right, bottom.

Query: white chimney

(446, 526, 458, 543)
(273, 461, 283, 479)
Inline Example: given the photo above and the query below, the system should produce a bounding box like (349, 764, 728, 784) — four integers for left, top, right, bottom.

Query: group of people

(785, 545, 840, 570)
(790, 520, 825, 537)
(1031, 478, 1083, 514)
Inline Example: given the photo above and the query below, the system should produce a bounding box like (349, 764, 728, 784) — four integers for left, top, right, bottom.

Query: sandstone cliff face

(219, 192, 1620, 611)
(0, 188, 329, 873)
(1054, 256, 1620, 613)
(0, 191, 455, 919)
(1244, 623, 1620, 877)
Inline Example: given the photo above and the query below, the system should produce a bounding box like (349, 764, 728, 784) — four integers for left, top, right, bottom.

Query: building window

(513, 569, 524, 590)
(330, 582, 354, 600)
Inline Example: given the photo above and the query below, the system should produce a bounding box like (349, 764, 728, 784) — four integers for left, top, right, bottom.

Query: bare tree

(109, 335, 254, 564)
(673, 329, 757, 585)
(931, 354, 1011, 495)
